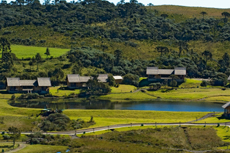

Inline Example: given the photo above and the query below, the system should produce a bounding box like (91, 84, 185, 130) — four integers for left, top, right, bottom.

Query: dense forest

(0, 0, 230, 85)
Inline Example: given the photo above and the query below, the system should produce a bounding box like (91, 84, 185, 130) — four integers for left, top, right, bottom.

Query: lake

(12, 100, 224, 112)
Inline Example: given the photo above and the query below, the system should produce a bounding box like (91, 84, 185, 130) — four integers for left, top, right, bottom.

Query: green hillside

(0, 2, 230, 83)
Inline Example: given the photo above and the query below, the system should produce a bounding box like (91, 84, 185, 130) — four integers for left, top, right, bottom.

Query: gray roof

(228, 76, 230, 81)
(146, 67, 158, 75)
(222, 102, 230, 109)
(20, 80, 36, 86)
(146, 67, 186, 75)
(79, 76, 91, 83)
(158, 69, 174, 75)
(175, 67, 186, 75)
(98, 74, 108, 82)
(37, 78, 51, 87)
(67, 74, 90, 83)
(113, 76, 123, 80)
(67, 74, 80, 83)
(7, 78, 20, 86)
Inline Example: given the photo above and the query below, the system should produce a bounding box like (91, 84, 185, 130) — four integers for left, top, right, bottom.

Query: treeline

(0, 0, 230, 46)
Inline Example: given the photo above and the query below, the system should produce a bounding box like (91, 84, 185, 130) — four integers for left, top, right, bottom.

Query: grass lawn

(64, 110, 208, 128)
(11, 45, 69, 58)
(49, 86, 80, 96)
(179, 78, 202, 88)
(145, 88, 230, 102)
(77, 125, 169, 137)
(0, 98, 41, 131)
(110, 85, 136, 93)
(16, 145, 68, 153)
(0, 143, 19, 152)
(195, 113, 230, 123)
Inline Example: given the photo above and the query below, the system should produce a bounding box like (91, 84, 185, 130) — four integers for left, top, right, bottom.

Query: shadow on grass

(217, 114, 230, 121)
(0, 90, 10, 94)
(160, 88, 174, 93)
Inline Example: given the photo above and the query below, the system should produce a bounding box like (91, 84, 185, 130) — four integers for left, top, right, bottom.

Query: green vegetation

(10, 45, 69, 59)
(71, 127, 227, 152)
(49, 86, 80, 97)
(64, 110, 207, 127)
(0, 143, 19, 152)
(17, 145, 68, 153)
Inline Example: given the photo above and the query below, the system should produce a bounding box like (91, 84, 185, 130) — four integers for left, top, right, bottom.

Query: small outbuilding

(113, 76, 123, 84)
(222, 102, 230, 117)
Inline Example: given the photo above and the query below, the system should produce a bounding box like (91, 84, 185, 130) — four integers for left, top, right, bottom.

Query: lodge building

(146, 67, 186, 82)
(67, 74, 123, 89)
(6, 77, 51, 94)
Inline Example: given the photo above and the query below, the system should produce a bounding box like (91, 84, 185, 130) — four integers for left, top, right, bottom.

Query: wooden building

(222, 102, 230, 117)
(67, 74, 109, 89)
(67, 74, 91, 89)
(6, 77, 51, 94)
(113, 76, 123, 84)
(146, 67, 186, 82)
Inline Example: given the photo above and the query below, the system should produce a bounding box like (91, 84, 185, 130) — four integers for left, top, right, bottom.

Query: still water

(14, 100, 224, 112)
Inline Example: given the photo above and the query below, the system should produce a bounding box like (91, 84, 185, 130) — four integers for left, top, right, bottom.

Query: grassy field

(72, 126, 227, 152)
(179, 78, 202, 88)
(49, 86, 80, 96)
(10, 45, 69, 58)
(16, 145, 68, 153)
(64, 109, 208, 127)
(149, 5, 230, 19)
(145, 88, 230, 102)
(195, 113, 230, 123)
(110, 85, 137, 93)
(101, 84, 230, 102)
(0, 143, 19, 152)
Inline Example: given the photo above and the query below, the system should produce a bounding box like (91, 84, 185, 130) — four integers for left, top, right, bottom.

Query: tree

(119, 0, 125, 4)
(156, 46, 169, 57)
(8, 127, 21, 147)
(202, 50, 212, 63)
(44, 0, 50, 5)
(211, 73, 228, 86)
(53, 68, 64, 83)
(80, 76, 111, 97)
(130, 0, 138, 4)
(114, 49, 122, 66)
(71, 119, 81, 136)
(149, 82, 161, 91)
(200, 80, 208, 87)
(0, 37, 11, 63)
(44, 48, 50, 58)
(178, 41, 189, 57)
(169, 80, 177, 88)
(29, 61, 33, 71)
(107, 74, 115, 86)
(1, 0, 7, 5)
(71, 64, 82, 74)
(148, 3, 153, 6)
(35, 53, 42, 71)
(161, 14, 168, 19)
(221, 12, 230, 19)
(200, 11, 207, 19)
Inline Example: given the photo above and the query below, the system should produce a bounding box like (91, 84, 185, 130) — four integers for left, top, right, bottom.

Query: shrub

(200, 80, 208, 87)
(10, 94, 16, 100)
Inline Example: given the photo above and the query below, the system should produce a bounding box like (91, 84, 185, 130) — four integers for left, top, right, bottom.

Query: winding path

(6, 143, 27, 153)
(20, 113, 222, 136)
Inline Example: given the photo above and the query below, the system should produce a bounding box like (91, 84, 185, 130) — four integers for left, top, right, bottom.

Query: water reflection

(10, 99, 224, 112)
